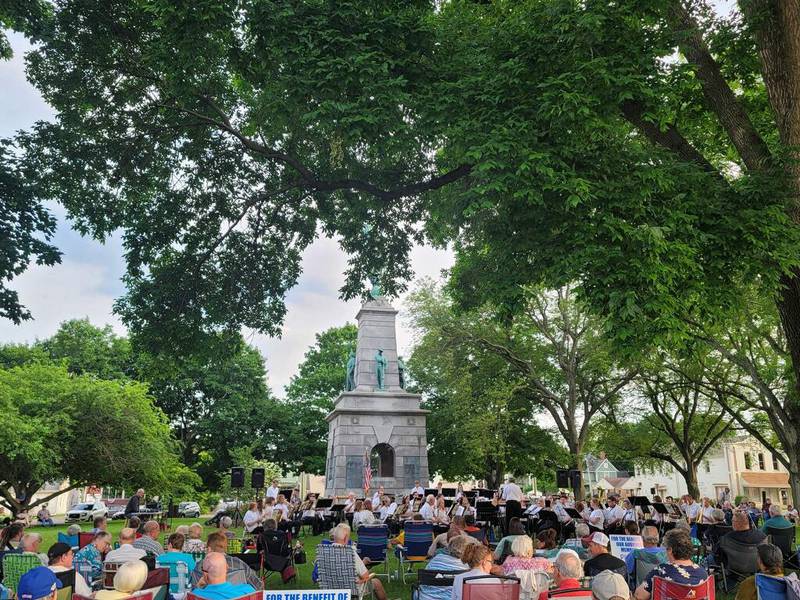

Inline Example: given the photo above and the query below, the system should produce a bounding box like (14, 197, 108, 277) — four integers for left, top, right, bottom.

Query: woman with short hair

(95, 560, 149, 600)
(634, 529, 708, 600)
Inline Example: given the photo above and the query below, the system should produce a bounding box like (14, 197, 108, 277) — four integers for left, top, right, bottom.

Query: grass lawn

(25, 518, 413, 598)
(26, 518, 800, 600)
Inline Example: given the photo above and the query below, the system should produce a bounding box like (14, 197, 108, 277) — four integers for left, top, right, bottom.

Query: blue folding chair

(396, 521, 433, 584)
(58, 532, 79, 550)
(357, 525, 389, 578)
(755, 573, 787, 600)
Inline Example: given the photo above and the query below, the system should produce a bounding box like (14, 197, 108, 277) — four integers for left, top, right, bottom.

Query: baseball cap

(18, 567, 62, 600)
(590, 532, 610, 546)
(592, 570, 630, 600)
(47, 542, 72, 563)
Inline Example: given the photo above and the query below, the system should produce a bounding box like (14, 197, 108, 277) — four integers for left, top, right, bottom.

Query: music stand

(632, 496, 651, 514)
(565, 508, 582, 520)
(424, 488, 437, 497)
(442, 488, 457, 497)
(279, 488, 293, 499)
(465, 490, 478, 501)
(444, 498, 454, 507)
(315, 498, 333, 510)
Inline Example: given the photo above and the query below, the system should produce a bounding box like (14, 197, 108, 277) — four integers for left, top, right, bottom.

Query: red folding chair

(462, 575, 521, 600)
(77, 533, 94, 549)
(651, 575, 715, 600)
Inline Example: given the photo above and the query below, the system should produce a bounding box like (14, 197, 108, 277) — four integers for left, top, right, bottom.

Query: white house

(629, 435, 794, 506)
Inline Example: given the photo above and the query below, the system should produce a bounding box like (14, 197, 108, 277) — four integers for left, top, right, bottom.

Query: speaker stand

(230, 488, 244, 527)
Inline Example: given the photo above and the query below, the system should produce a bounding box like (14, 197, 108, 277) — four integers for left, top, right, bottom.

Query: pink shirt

(502, 556, 552, 576)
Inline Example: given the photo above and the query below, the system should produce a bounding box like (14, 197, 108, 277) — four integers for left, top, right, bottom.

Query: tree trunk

(684, 465, 701, 500)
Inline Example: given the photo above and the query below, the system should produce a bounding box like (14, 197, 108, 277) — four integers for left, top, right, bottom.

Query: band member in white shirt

(432, 497, 450, 525)
(455, 483, 464, 502)
(524, 497, 544, 517)
(603, 496, 626, 531)
(410, 481, 425, 498)
(621, 498, 638, 524)
(378, 496, 397, 522)
(501, 477, 524, 503)
(436, 482, 444, 497)
(419, 494, 436, 521)
(266, 479, 280, 500)
(274, 494, 291, 523)
(588, 498, 605, 530)
(353, 499, 378, 530)
(372, 486, 385, 509)
(700, 498, 716, 523)
(455, 496, 475, 518)
(684, 495, 701, 522)
(343, 492, 357, 513)
(243, 501, 263, 534)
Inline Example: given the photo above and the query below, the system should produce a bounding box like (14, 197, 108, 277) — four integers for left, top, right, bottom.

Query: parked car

(178, 501, 201, 518)
(65, 501, 107, 522)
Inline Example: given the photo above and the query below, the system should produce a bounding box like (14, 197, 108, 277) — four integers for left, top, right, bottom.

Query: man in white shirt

(410, 481, 425, 498)
(371, 486, 385, 508)
(266, 479, 280, 500)
(419, 495, 436, 521)
(47, 542, 92, 597)
(603, 496, 626, 531)
(243, 502, 263, 534)
(105, 528, 147, 563)
(684, 496, 701, 521)
(502, 477, 524, 503)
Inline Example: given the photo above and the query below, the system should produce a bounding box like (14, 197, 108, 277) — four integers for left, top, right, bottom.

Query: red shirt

(539, 578, 586, 600)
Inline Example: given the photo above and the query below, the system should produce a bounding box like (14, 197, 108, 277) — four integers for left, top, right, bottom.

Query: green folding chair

(3, 553, 43, 595)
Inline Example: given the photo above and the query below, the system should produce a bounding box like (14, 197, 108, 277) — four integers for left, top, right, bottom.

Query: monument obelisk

(324, 295, 429, 497)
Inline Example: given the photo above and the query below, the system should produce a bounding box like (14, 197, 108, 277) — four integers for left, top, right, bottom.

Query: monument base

(324, 390, 429, 498)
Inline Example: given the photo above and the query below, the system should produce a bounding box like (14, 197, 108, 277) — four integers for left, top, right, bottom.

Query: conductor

(125, 489, 145, 517)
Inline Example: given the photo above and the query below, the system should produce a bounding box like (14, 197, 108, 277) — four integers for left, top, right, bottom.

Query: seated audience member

(502, 534, 552, 576)
(625, 526, 666, 575)
(761, 505, 794, 532)
(327, 523, 387, 600)
(494, 518, 527, 562)
(21, 533, 48, 565)
(132, 520, 163, 556)
(704, 509, 729, 552)
(66, 524, 82, 538)
(91, 516, 109, 534)
(127, 516, 142, 534)
(1, 522, 25, 550)
(734, 543, 783, 600)
(74, 531, 113, 586)
(353, 499, 378, 530)
(175, 525, 190, 537)
(453, 544, 500, 600)
(536, 529, 559, 558)
(184, 523, 206, 553)
(634, 529, 708, 600)
(95, 560, 149, 600)
(717, 510, 767, 565)
(106, 528, 147, 563)
(584, 532, 627, 577)
(428, 518, 465, 557)
(47, 542, 92, 597)
(592, 569, 631, 600)
(157, 532, 197, 592)
(218, 516, 236, 539)
(17, 566, 61, 600)
(786, 505, 798, 523)
(191, 553, 256, 600)
(190, 532, 263, 590)
(538, 550, 585, 600)
(37, 505, 54, 527)
(624, 521, 640, 536)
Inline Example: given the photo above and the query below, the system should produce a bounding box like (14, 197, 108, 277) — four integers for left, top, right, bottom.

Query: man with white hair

(20, 533, 48, 565)
(125, 489, 145, 518)
(105, 528, 147, 563)
(761, 504, 794, 531)
(331, 523, 387, 600)
(420, 495, 436, 521)
(132, 520, 164, 555)
(192, 552, 255, 600)
(538, 550, 586, 600)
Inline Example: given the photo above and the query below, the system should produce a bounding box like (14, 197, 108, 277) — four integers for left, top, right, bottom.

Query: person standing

(125, 489, 144, 518)
(266, 480, 280, 500)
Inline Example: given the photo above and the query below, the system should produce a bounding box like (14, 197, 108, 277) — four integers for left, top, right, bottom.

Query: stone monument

(324, 297, 430, 497)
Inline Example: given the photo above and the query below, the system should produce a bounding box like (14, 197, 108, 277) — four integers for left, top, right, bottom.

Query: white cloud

(0, 258, 124, 344)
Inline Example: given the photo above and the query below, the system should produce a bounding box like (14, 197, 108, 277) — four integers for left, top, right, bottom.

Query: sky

(0, 31, 454, 395)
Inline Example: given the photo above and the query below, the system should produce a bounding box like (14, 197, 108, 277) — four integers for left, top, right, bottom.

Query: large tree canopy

(0, 363, 194, 515)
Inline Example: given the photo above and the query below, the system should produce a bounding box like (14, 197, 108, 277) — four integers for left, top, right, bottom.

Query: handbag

(293, 545, 307, 564)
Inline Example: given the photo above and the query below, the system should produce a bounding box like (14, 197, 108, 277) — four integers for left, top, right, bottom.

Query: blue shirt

(191, 582, 256, 600)
(73, 543, 103, 584)
(625, 547, 667, 574)
(643, 562, 708, 592)
(761, 516, 794, 532)
(419, 553, 467, 600)
(156, 552, 197, 593)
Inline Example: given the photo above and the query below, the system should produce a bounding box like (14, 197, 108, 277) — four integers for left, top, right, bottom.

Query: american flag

(363, 448, 372, 493)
